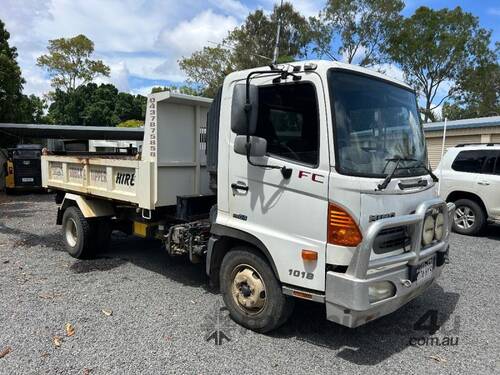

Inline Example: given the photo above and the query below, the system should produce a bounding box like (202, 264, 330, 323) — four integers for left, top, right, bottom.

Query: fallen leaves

(38, 292, 63, 300)
(0, 346, 12, 359)
(53, 336, 62, 348)
(65, 323, 75, 337)
(101, 309, 113, 317)
(428, 354, 447, 363)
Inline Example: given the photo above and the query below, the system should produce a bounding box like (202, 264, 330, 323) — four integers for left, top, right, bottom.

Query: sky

(0, 0, 499, 111)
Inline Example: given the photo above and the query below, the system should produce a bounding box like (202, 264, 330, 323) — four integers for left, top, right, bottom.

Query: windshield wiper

(411, 161, 439, 182)
(377, 157, 416, 191)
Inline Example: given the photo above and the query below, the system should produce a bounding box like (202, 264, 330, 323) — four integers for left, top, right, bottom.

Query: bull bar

(325, 198, 455, 328)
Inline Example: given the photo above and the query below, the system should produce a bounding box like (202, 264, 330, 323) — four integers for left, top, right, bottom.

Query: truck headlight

(434, 213, 445, 241)
(368, 281, 396, 303)
(422, 215, 435, 246)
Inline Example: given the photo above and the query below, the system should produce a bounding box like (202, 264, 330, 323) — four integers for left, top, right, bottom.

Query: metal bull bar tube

(325, 198, 455, 328)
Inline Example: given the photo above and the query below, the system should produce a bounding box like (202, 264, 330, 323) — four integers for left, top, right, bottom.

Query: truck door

(227, 75, 330, 292)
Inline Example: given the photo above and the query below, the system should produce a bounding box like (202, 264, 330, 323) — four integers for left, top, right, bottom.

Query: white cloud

(375, 63, 405, 82)
(94, 61, 130, 92)
(156, 10, 238, 57)
(0, 0, 241, 95)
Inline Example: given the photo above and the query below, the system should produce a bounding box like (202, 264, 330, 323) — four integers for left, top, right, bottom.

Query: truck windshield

(328, 70, 428, 178)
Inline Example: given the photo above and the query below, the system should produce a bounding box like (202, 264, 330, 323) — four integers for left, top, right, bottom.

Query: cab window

(254, 83, 319, 166)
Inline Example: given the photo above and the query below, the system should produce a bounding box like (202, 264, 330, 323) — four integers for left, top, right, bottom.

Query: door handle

(231, 183, 249, 191)
(478, 180, 490, 186)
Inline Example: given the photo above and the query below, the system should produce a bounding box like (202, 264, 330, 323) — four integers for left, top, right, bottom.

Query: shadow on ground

(270, 285, 459, 365)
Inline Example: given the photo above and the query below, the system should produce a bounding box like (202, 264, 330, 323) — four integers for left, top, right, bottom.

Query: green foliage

(179, 46, 235, 98)
(37, 34, 110, 91)
(443, 60, 500, 120)
(313, 0, 404, 66)
(117, 119, 144, 128)
(0, 19, 24, 123)
(179, 2, 312, 97)
(385, 6, 494, 122)
(226, 3, 312, 68)
(151, 85, 202, 96)
(47, 83, 146, 126)
(16, 95, 48, 123)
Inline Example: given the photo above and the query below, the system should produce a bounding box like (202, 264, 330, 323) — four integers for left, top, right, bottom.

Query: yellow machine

(5, 159, 15, 190)
(4, 144, 43, 193)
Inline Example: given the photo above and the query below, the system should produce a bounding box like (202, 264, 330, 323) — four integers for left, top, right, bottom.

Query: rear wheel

(220, 246, 294, 333)
(62, 206, 96, 259)
(452, 199, 486, 236)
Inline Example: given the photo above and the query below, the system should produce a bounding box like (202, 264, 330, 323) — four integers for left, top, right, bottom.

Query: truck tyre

(452, 199, 486, 236)
(62, 206, 96, 259)
(220, 246, 294, 333)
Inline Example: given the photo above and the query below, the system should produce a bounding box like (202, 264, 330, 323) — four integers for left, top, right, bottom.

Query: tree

(443, 43, 499, 120)
(179, 46, 234, 98)
(226, 3, 312, 68)
(47, 82, 146, 126)
(151, 85, 202, 96)
(37, 34, 110, 91)
(16, 95, 48, 124)
(385, 7, 493, 122)
(179, 2, 312, 97)
(312, 0, 404, 66)
(0, 19, 24, 123)
(117, 119, 144, 128)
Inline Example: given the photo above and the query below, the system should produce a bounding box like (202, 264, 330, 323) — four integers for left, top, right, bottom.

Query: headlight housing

(422, 215, 435, 246)
(434, 213, 445, 241)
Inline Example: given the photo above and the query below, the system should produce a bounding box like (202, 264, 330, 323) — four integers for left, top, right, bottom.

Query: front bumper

(325, 199, 455, 328)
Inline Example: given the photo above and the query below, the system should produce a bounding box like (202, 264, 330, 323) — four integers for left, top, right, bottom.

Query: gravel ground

(0, 193, 499, 375)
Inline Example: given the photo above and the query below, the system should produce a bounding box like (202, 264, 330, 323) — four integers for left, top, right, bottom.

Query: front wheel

(220, 246, 294, 333)
(452, 199, 486, 236)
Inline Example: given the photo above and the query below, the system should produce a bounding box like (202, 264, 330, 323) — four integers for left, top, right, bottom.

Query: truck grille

(373, 226, 411, 254)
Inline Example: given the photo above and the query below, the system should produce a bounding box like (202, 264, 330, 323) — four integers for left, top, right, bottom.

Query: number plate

(410, 257, 435, 283)
(22, 177, 34, 182)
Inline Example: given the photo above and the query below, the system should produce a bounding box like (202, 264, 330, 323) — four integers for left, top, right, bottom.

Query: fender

(57, 193, 114, 224)
(207, 223, 280, 281)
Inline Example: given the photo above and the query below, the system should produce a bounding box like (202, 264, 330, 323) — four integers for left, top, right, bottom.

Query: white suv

(436, 144, 500, 235)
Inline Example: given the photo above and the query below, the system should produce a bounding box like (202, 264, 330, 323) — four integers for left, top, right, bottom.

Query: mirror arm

(244, 70, 293, 179)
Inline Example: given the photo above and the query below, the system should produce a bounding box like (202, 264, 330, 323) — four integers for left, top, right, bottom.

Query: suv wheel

(452, 199, 486, 236)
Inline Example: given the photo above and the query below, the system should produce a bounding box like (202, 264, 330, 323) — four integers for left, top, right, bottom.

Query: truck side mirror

(231, 84, 259, 135)
(234, 135, 267, 157)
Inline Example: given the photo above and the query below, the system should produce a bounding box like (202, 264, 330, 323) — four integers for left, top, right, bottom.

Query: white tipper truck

(42, 61, 455, 332)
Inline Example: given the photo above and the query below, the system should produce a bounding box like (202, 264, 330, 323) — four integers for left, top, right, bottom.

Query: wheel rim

(65, 218, 78, 247)
(454, 206, 476, 230)
(231, 264, 267, 315)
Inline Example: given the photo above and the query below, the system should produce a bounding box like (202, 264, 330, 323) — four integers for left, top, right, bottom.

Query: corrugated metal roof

(0, 123, 144, 140)
(423, 116, 500, 132)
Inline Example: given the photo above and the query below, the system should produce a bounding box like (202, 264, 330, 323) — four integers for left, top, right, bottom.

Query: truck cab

(42, 60, 454, 332)
(208, 61, 454, 330)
